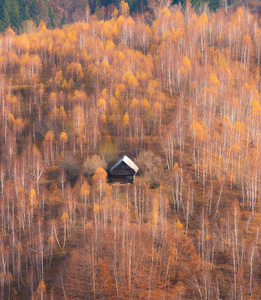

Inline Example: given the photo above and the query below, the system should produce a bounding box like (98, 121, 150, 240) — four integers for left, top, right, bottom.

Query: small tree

(136, 151, 163, 188)
(34, 280, 47, 300)
(83, 155, 107, 177)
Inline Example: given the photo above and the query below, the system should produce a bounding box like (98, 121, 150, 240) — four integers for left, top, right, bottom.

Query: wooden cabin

(108, 155, 138, 184)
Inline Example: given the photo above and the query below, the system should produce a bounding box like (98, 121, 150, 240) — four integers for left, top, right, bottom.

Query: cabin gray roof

(109, 155, 139, 173)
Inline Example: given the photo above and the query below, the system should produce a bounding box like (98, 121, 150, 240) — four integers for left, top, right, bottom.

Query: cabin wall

(108, 175, 134, 184)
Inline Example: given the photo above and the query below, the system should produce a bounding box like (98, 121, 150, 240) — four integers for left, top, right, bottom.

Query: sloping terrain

(0, 3, 261, 299)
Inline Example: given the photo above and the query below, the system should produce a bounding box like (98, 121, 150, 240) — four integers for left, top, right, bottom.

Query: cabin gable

(109, 161, 136, 176)
(108, 156, 138, 184)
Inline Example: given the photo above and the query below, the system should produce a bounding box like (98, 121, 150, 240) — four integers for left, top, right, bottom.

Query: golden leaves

(251, 99, 261, 116)
(7, 113, 15, 125)
(45, 131, 55, 142)
(152, 198, 159, 225)
(209, 72, 220, 87)
(123, 112, 129, 127)
(61, 212, 69, 223)
(182, 56, 191, 71)
(120, 0, 130, 17)
(175, 220, 184, 234)
(29, 189, 38, 209)
(98, 98, 107, 110)
(60, 132, 68, 143)
(66, 62, 84, 82)
(160, 7, 171, 19)
(72, 105, 84, 135)
(197, 12, 208, 30)
(191, 121, 206, 141)
(81, 181, 90, 197)
(93, 203, 100, 213)
(234, 121, 245, 133)
(172, 162, 181, 174)
(92, 167, 108, 185)
(141, 98, 150, 110)
(29, 188, 36, 199)
(48, 235, 55, 245)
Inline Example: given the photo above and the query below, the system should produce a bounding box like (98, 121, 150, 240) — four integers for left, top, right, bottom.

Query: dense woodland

(1, 1, 261, 299)
(0, 0, 259, 33)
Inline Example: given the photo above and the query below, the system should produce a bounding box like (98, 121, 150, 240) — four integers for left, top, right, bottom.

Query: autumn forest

(1, 1, 261, 299)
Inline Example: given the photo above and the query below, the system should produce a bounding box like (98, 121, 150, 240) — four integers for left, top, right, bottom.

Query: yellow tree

(92, 168, 108, 203)
(29, 188, 37, 222)
(66, 62, 84, 86)
(58, 105, 67, 130)
(44, 131, 55, 166)
(76, 134, 86, 158)
(120, 1, 130, 18)
(61, 212, 70, 248)
(34, 280, 47, 300)
(80, 180, 90, 239)
(72, 105, 85, 136)
(191, 120, 206, 182)
(60, 132, 67, 155)
(32, 145, 44, 195)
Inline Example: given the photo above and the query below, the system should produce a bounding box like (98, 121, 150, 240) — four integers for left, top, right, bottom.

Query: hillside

(1, 2, 261, 299)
